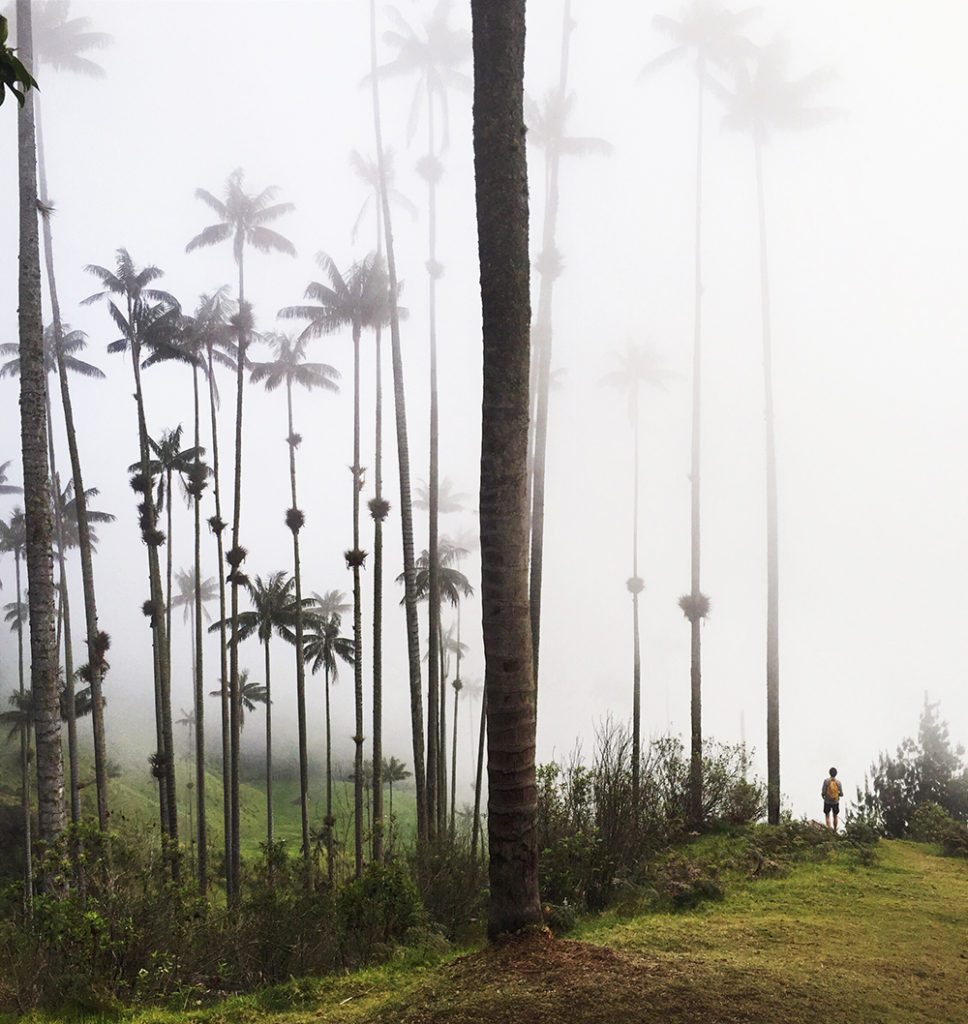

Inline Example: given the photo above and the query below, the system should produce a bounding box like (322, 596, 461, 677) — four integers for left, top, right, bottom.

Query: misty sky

(2, 0, 967, 820)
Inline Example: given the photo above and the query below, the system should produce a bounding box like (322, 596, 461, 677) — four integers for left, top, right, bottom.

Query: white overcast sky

(2, 0, 968, 819)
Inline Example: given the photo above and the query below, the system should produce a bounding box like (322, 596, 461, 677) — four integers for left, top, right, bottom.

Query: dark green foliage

(536, 726, 764, 913)
(658, 855, 724, 909)
(410, 833, 486, 942)
(858, 698, 968, 837)
(337, 861, 423, 966)
(0, 15, 38, 108)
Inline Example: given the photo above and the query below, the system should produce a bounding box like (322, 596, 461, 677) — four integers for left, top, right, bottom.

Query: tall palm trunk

(471, 0, 542, 939)
(351, 323, 365, 878)
(206, 344, 232, 900)
(130, 333, 178, 863)
(529, 0, 572, 699)
(369, 0, 426, 842)
(425, 78, 442, 839)
(437, 619, 446, 827)
(229, 259, 247, 896)
(36, 106, 109, 830)
(264, 637, 274, 865)
(688, 77, 705, 831)
(324, 663, 334, 883)
(191, 368, 207, 894)
(285, 379, 311, 868)
(471, 681, 486, 862)
(630, 390, 642, 803)
(449, 679, 459, 835)
(43, 395, 78, 826)
(16, 0, 65, 856)
(754, 136, 781, 825)
(14, 551, 34, 910)
(371, 197, 386, 864)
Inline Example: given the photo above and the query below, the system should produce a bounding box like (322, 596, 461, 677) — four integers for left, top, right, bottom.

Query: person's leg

(825, 807, 831, 829)
(833, 809, 839, 832)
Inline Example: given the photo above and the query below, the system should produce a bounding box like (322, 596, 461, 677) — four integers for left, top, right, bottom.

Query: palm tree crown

(644, 1, 757, 79)
(249, 333, 340, 397)
(186, 168, 296, 265)
(31, 0, 111, 76)
(303, 612, 355, 681)
(0, 323, 104, 380)
(0, 462, 21, 497)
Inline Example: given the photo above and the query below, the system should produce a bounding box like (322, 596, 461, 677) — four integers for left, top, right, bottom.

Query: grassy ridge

(16, 839, 961, 1024)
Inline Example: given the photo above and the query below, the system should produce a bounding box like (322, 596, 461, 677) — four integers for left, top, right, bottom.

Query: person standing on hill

(823, 767, 843, 831)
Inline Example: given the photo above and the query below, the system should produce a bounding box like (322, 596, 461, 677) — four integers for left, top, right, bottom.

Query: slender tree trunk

(57, 532, 79, 825)
(472, 0, 542, 939)
(17, 0, 65, 857)
(192, 368, 208, 894)
(371, 316, 385, 862)
(131, 342, 178, 865)
(426, 79, 442, 840)
(755, 136, 781, 825)
(471, 683, 486, 863)
(36, 104, 109, 831)
(688, 78, 705, 831)
(351, 324, 364, 879)
(285, 381, 311, 869)
(369, 0, 426, 841)
(264, 637, 273, 872)
(229, 259, 246, 895)
(324, 664, 334, 884)
(529, 0, 572, 699)
(206, 345, 232, 901)
(437, 617, 446, 829)
(15, 552, 34, 911)
(630, 391, 642, 803)
(450, 681, 459, 835)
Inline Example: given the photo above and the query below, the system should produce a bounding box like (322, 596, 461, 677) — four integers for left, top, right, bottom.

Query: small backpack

(825, 778, 839, 803)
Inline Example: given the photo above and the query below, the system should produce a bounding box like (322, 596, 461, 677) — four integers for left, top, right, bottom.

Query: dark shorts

(824, 802, 840, 816)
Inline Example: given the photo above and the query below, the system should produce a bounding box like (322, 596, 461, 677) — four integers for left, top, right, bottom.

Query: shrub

(338, 860, 423, 966)
(909, 802, 956, 843)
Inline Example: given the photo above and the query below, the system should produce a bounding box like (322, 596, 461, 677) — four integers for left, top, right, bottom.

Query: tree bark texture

(471, 0, 542, 940)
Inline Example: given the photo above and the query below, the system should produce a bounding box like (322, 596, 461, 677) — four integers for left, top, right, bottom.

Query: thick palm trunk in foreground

(471, 0, 542, 939)
(369, 0, 426, 842)
(17, 0, 65, 855)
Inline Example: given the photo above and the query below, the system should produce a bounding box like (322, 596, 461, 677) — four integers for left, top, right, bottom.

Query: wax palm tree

(382, 756, 411, 817)
(135, 426, 204, 673)
(210, 671, 267, 731)
(303, 608, 355, 882)
(251, 333, 338, 865)
(186, 287, 238, 896)
(187, 170, 295, 897)
(0, 509, 31, 904)
(85, 248, 180, 859)
(378, 0, 470, 837)
(12, 0, 64, 856)
(280, 251, 391, 876)
(352, 144, 417, 863)
(525, 0, 611, 703)
(466, 676, 486, 861)
(470, 0, 542, 938)
(721, 39, 836, 825)
(211, 571, 309, 861)
(601, 344, 671, 804)
(175, 706, 197, 864)
(367, 0, 428, 843)
(30, 1, 112, 834)
(644, 0, 757, 831)
(444, 625, 468, 834)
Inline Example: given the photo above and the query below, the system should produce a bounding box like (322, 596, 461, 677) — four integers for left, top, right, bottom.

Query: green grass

(9, 839, 966, 1024)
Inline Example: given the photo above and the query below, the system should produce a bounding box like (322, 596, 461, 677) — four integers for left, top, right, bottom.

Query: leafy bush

(656, 855, 724, 910)
(909, 802, 956, 843)
(338, 860, 423, 965)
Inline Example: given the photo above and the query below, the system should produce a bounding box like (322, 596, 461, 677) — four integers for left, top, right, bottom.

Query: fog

(2, 0, 967, 821)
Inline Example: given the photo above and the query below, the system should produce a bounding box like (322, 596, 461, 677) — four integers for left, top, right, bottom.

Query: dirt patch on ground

(372, 930, 804, 1024)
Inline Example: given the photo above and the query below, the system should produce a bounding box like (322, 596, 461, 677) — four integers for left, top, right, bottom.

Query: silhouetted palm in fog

(0, 509, 31, 898)
(280, 251, 390, 877)
(187, 169, 295, 897)
(0, 461, 21, 496)
(525, 0, 611, 701)
(644, 0, 757, 830)
(378, 0, 469, 836)
(86, 248, 181, 858)
(31, 0, 113, 833)
(601, 344, 671, 804)
(721, 38, 836, 825)
(251, 333, 339, 864)
(303, 606, 355, 882)
(352, 143, 417, 861)
(211, 571, 307, 863)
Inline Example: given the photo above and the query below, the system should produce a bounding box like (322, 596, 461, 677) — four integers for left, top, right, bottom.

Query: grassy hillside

(24, 839, 962, 1024)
